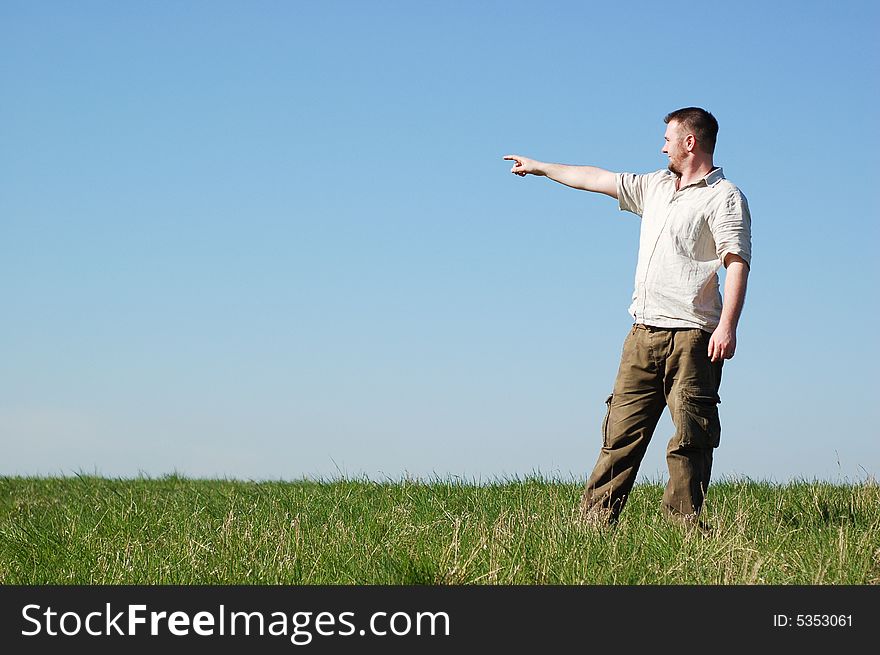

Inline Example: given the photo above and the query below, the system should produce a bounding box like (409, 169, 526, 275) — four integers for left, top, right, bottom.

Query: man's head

(662, 107, 718, 175)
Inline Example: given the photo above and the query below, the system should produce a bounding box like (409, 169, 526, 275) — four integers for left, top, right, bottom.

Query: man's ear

(685, 134, 696, 153)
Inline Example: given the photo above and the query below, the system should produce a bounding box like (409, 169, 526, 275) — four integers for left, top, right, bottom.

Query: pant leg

(662, 328, 724, 518)
(581, 325, 666, 522)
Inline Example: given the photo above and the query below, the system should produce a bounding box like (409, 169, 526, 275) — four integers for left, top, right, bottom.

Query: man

(504, 107, 751, 528)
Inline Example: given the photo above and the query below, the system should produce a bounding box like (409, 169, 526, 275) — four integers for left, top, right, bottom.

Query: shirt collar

(704, 167, 725, 187)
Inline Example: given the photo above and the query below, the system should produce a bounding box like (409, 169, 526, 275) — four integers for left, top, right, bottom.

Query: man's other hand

(708, 323, 736, 362)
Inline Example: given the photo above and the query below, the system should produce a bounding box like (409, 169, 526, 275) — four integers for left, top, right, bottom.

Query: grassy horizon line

(2, 470, 876, 487)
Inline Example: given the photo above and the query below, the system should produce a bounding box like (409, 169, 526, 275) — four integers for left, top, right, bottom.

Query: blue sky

(2, 0, 878, 483)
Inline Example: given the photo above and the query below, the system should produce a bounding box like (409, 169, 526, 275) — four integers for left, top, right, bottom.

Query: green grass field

(1, 476, 877, 584)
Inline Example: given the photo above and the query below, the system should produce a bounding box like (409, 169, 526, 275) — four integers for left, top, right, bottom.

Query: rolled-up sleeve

(710, 189, 752, 267)
(617, 172, 649, 216)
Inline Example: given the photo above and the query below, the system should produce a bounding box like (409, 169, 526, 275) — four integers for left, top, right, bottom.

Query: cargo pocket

(676, 391, 721, 449)
(601, 394, 613, 448)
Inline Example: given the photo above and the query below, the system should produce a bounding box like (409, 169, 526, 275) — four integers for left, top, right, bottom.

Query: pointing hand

(503, 154, 539, 177)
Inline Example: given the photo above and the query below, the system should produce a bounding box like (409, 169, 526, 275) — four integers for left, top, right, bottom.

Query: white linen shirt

(616, 167, 752, 331)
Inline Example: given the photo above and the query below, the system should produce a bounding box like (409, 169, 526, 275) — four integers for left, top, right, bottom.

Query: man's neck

(676, 159, 715, 189)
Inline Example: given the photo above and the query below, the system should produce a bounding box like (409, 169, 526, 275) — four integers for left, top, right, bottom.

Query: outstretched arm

(708, 253, 750, 362)
(503, 155, 618, 198)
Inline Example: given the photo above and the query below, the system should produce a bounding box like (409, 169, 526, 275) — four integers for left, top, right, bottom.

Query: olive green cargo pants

(580, 324, 723, 523)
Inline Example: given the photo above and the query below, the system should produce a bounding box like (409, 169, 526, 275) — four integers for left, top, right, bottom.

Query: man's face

(662, 121, 687, 176)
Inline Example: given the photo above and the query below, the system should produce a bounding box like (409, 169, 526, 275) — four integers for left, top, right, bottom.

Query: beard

(667, 159, 682, 176)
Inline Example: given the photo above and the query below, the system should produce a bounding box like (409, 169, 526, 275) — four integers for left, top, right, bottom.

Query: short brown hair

(664, 107, 719, 155)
